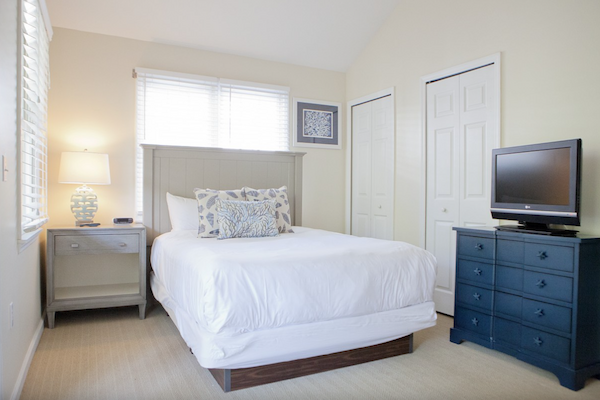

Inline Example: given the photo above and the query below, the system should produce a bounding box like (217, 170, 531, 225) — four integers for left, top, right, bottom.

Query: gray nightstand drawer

(55, 234, 140, 255)
(521, 326, 571, 364)
(524, 243, 574, 272)
(522, 299, 572, 334)
(457, 235, 494, 260)
(523, 271, 573, 303)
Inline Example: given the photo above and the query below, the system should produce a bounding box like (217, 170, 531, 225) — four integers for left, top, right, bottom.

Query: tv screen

(491, 139, 581, 232)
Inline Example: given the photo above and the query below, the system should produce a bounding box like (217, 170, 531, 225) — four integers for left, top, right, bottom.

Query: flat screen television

(491, 138, 581, 235)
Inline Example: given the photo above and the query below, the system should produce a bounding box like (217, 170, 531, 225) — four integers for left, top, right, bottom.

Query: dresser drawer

(496, 265, 523, 292)
(495, 291, 522, 319)
(523, 271, 573, 303)
(522, 299, 572, 334)
(524, 242, 574, 272)
(456, 283, 493, 311)
(457, 235, 494, 259)
(55, 234, 140, 256)
(457, 259, 493, 286)
(494, 317, 521, 347)
(521, 326, 571, 364)
(455, 307, 492, 337)
(497, 239, 524, 264)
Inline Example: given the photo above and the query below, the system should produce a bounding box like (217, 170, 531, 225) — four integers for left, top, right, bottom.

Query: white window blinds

(19, 0, 51, 241)
(134, 68, 290, 215)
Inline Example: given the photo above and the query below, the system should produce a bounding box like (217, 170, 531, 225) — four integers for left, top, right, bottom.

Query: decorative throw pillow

(216, 199, 279, 240)
(242, 186, 294, 233)
(193, 188, 245, 237)
(165, 192, 198, 231)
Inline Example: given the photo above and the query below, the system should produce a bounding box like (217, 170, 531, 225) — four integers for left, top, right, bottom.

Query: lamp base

(70, 184, 99, 225)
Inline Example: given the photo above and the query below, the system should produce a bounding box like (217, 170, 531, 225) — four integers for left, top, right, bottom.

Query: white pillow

(166, 192, 198, 231)
(243, 186, 294, 233)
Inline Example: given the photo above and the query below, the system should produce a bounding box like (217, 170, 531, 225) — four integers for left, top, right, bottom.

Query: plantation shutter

(19, 0, 51, 241)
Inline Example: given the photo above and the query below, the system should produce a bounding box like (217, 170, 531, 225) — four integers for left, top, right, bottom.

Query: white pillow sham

(193, 188, 245, 237)
(243, 186, 294, 233)
(166, 192, 198, 231)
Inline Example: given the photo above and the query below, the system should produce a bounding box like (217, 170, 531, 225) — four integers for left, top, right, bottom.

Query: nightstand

(46, 224, 146, 328)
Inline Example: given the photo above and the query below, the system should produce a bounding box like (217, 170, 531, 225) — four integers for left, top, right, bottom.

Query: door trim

(419, 53, 501, 248)
(346, 87, 395, 234)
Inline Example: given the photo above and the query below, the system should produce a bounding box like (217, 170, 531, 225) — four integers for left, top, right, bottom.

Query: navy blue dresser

(450, 227, 600, 390)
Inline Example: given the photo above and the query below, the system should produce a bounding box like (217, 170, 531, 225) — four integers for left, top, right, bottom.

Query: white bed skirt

(152, 272, 437, 369)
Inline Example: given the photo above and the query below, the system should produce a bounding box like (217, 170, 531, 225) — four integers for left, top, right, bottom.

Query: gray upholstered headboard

(142, 144, 305, 244)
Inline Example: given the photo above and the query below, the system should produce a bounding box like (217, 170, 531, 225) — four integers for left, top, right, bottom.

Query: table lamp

(58, 150, 111, 226)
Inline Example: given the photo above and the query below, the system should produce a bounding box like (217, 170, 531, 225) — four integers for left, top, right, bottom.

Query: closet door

(351, 95, 394, 240)
(426, 65, 497, 315)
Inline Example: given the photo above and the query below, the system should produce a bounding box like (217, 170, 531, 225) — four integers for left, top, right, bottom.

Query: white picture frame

(293, 98, 341, 149)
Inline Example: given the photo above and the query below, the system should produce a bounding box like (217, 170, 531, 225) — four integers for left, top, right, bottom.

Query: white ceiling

(46, 0, 401, 72)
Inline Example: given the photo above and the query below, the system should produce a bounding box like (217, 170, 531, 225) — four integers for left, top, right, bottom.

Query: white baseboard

(10, 318, 44, 400)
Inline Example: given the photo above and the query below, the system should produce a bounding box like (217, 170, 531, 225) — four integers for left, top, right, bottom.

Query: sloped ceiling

(46, 0, 401, 72)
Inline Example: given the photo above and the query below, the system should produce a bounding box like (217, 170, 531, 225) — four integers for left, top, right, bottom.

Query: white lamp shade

(58, 151, 111, 185)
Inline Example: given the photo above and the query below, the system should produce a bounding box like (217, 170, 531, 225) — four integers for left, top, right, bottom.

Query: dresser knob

(534, 309, 544, 317)
(473, 293, 481, 301)
(471, 317, 479, 326)
(70, 243, 79, 248)
(475, 243, 483, 250)
(119, 243, 127, 247)
(535, 279, 546, 288)
(474, 268, 482, 276)
(537, 251, 548, 260)
(533, 337, 543, 346)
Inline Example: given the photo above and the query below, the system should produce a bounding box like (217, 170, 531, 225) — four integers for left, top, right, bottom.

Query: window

(134, 68, 290, 215)
(19, 0, 51, 242)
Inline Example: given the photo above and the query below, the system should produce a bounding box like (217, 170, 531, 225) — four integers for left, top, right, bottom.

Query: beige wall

(347, 0, 600, 244)
(48, 28, 347, 232)
(0, 1, 44, 399)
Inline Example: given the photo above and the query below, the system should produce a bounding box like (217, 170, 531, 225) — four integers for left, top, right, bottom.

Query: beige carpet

(21, 303, 600, 400)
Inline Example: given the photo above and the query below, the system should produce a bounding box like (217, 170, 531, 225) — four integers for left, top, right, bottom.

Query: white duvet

(151, 227, 437, 337)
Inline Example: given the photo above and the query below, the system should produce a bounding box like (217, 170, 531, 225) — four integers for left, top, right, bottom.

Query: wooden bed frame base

(208, 334, 414, 392)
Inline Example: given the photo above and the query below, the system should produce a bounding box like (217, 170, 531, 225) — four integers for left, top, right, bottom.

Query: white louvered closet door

(426, 64, 497, 316)
(351, 95, 394, 240)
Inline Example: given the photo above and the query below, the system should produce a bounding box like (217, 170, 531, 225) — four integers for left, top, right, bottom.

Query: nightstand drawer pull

(119, 243, 127, 247)
(474, 267, 482, 276)
(533, 337, 543, 346)
(70, 243, 79, 248)
(475, 243, 483, 250)
(473, 293, 481, 301)
(537, 251, 548, 260)
(535, 279, 546, 288)
(534, 308, 545, 317)
(472, 317, 479, 326)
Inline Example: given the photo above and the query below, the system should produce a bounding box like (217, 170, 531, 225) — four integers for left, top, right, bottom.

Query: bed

(142, 144, 437, 391)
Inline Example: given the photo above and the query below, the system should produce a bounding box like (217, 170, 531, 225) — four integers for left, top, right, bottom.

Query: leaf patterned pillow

(216, 199, 279, 240)
(242, 186, 294, 233)
(193, 188, 245, 238)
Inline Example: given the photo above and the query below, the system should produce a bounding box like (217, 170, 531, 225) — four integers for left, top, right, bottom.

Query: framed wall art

(293, 98, 341, 149)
